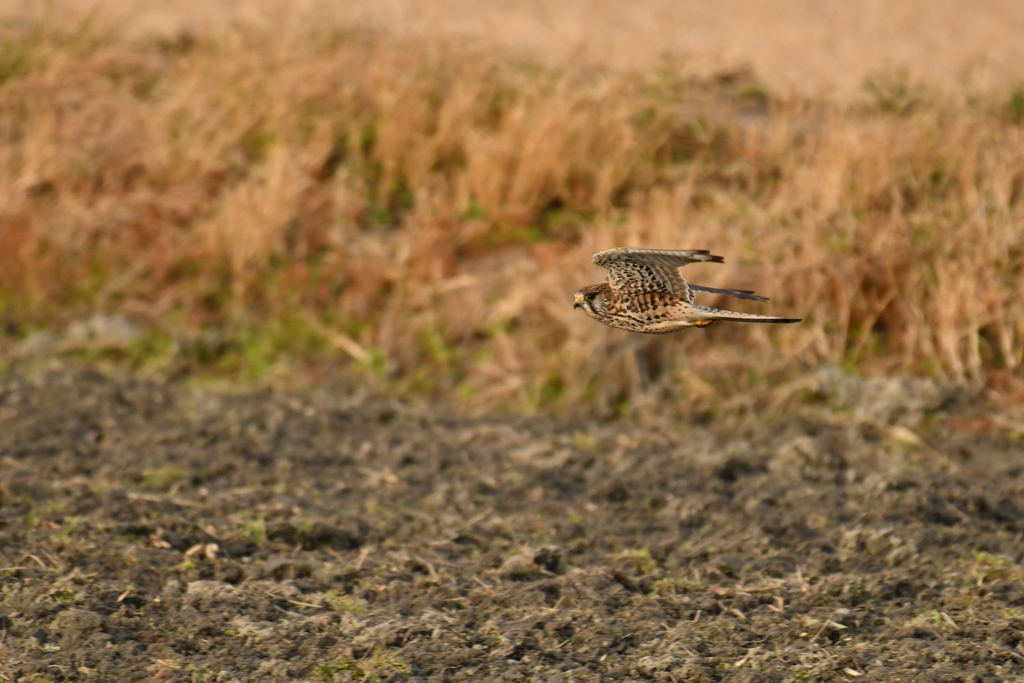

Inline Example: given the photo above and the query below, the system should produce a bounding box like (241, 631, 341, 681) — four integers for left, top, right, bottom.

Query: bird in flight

(573, 248, 801, 333)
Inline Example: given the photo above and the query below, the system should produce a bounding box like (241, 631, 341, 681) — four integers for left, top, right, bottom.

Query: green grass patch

(312, 650, 410, 682)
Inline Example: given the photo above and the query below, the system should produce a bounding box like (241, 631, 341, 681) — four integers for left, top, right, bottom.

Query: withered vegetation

(1, 9, 1023, 414)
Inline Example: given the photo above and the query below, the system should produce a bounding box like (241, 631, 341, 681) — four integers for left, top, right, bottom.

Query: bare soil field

(3, 365, 1024, 681)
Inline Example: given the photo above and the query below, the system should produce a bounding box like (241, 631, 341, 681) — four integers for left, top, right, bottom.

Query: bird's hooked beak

(573, 293, 584, 310)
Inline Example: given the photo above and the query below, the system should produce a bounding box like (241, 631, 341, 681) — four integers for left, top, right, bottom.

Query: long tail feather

(696, 305, 801, 324)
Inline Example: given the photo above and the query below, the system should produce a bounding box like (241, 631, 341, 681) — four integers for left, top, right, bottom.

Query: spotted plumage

(573, 248, 801, 333)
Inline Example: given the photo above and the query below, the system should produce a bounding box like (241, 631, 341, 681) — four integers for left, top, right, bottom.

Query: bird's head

(573, 283, 609, 319)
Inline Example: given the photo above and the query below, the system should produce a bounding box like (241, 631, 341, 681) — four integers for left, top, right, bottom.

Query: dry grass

(27, 0, 1024, 98)
(1, 7, 1024, 415)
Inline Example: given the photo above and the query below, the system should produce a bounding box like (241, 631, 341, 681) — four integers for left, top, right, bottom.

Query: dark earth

(2, 364, 1024, 682)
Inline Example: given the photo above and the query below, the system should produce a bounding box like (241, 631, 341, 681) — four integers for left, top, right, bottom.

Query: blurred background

(1, 0, 1023, 416)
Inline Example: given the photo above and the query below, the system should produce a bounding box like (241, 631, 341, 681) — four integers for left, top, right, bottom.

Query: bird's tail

(694, 305, 801, 325)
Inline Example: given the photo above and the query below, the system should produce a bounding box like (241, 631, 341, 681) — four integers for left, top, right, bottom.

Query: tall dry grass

(1, 10, 1023, 414)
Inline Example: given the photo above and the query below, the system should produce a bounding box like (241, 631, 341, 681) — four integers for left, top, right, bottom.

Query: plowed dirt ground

(2, 366, 1024, 681)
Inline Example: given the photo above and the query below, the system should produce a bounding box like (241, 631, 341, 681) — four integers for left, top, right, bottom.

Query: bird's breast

(603, 299, 695, 333)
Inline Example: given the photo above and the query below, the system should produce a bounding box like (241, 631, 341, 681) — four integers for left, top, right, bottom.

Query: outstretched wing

(592, 248, 724, 302)
(687, 284, 768, 303)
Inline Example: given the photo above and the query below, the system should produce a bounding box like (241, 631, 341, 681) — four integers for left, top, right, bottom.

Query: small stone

(65, 313, 141, 347)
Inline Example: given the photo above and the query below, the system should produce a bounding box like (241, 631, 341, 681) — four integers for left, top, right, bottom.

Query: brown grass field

(1, 1, 1024, 416)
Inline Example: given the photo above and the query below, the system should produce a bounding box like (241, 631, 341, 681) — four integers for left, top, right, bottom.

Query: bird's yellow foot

(694, 320, 715, 327)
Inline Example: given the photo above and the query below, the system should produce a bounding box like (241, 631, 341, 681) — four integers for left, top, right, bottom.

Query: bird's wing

(592, 248, 724, 302)
(686, 284, 768, 303)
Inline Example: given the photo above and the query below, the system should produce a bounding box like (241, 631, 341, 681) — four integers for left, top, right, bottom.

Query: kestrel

(573, 248, 801, 333)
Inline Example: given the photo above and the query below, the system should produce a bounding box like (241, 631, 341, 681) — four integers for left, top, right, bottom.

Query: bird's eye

(585, 292, 597, 302)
